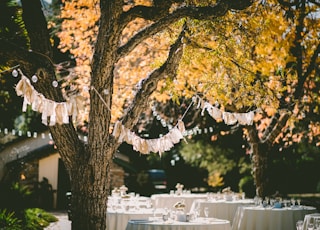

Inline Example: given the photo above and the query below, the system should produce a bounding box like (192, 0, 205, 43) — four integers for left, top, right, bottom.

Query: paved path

(45, 211, 71, 230)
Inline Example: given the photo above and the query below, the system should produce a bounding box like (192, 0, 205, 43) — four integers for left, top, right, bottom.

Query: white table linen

(190, 199, 254, 225)
(126, 217, 231, 230)
(232, 205, 317, 230)
(303, 213, 320, 230)
(107, 208, 155, 230)
(151, 193, 208, 212)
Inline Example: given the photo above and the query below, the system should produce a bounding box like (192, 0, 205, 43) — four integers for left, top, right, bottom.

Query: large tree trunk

(247, 126, 268, 197)
(68, 147, 113, 230)
(247, 113, 290, 198)
(249, 137, 271, 197)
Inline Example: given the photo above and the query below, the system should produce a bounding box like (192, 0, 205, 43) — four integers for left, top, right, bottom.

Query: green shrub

(0, 209, 22, 230)
(24, 208, 58, 230)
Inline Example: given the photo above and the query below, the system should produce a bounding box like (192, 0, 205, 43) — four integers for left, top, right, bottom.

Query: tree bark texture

(68, 147, 115, 230)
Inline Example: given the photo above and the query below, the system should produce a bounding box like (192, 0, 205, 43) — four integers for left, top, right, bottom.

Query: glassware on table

(297, 199, 301, 206)
(204, 207, 209, 218)
(162, 213, 169, 222)
(308, 217, 319, 230)
(296, 220, 303, 230)
(193, 207, 200, 220)
(162, 208, 169, 222)
(308, 223, 314, 230)
(315, 218, 320, 230)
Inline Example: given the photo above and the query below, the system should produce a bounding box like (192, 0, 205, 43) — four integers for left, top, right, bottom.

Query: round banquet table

(232, 205, 317, 230)
(151, 193, 208, 212)
(303, 212, 320, 230)
(190, 199, 254, 225)
(126, 217, 231, 230)
(107, 208, 156, 230)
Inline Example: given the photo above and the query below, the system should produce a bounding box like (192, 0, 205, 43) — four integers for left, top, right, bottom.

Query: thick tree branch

(294, 43, 320, 100)
(121, 26, 186, 129)
(277, 0, 300, 7)
(121, 5, 169, 23)
(0, 39, 42, 74)
(117, 2, 231, 59)
(18, 0, 84, 169)
(263, 113, 290, 144)
(21, 0, 53, 60)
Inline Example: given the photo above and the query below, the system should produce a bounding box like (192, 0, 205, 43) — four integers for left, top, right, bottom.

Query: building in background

(0, 131, 128, 210)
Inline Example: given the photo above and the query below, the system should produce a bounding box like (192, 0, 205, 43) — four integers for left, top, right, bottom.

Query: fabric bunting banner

(195, 97, 255, 126)
(15, 74, 83, 126)
(113, 120, 186, 155)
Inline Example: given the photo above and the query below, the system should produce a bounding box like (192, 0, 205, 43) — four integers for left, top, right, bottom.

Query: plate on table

(129, 219, 153, 224)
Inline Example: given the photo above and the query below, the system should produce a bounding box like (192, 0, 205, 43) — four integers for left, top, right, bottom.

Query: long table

(190, 199, 254, 225)
(126, 217, 231, 230)
(151, 193, 208, 212)
(232, 205, 317, 230)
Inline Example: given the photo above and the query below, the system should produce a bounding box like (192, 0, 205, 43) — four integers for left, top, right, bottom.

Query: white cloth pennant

(14, 71, 82, 126)
(55, 102, 69, 124)
(112, 121, 186, 155)
(210, 106, 223, 120)
(222, 112, 238, 125)
(198, 97, 255, 126)
(234, 111, 254, 125)
(31, 93, 43, 112)
(49, 102, 57, 126)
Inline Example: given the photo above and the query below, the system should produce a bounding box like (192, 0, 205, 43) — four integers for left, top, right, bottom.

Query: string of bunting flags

(14, 69, 83, 126)
(112, 120, 186, 155)
(8, 69, 257, 155)
(193, 95, 256, 126)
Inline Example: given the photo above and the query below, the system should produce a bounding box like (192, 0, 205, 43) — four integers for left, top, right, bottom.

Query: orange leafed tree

(56, 0, 319, 197)
(0, 0, 319, 229)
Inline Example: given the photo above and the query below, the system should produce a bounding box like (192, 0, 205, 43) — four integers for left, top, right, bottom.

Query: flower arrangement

(173, 200, 186, 211)
(222, 187, 233, 201)
(173, 200, 187, 222)
(222, 186, 232, 194)
(175, 183, 184, 195)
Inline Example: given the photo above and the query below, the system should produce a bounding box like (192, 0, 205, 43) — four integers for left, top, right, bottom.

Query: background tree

(162, 0, 319, 197)
(0, 0, 33, 134)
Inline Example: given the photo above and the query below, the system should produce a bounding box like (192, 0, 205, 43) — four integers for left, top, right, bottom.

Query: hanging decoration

(14, 70, 83, 126)
(194, 96, 255, 126)
(9, 66, 257, 156)
(112, 120, 186, 155)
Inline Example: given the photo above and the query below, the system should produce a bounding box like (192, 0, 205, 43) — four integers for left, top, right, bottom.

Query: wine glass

(308, 218, 315, 230)
(204, 207, 209, 218)
(297, 199, 301, 206)
(315, 218, 320, 230)
(308, 223, 314, 230)
(296, 220, 303, 230)
(193, 206, 200, 220)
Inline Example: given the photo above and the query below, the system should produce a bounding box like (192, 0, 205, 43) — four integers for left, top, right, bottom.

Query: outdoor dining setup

(106, 184, 318, 230)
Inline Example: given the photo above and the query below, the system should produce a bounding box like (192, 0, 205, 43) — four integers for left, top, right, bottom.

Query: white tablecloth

(190, 199, 254, 225)
(232, 206, 317, 230)
(303, 213, 320, 230)
(107, 208, 155, 230)
(151, 193, 208, 212)
(126, 217, 231, 230)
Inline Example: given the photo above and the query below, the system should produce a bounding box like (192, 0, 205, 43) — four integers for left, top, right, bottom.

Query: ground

(44, 211, 71, 230)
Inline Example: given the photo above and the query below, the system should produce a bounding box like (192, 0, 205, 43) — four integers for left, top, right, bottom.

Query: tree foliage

(0, 0, 319, 229)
